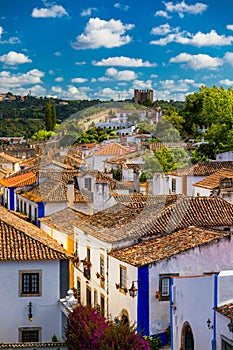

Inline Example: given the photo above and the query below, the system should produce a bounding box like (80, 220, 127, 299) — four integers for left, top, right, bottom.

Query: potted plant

(96, 272, 100, 278)
(115, 283, 120, 289)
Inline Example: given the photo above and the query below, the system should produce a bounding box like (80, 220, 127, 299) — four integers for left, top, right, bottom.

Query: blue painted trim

(170, 278, 174, 350)
(137, 265, 149, 335)
(37, 202, 45, 227)
(9, 187, 15, 210)
(212, 274, 218, 350)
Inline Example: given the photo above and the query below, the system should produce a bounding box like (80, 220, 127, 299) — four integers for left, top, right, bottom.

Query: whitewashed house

(0, 206, 70, 343)
(109, 226, 233, 348)
(0, 152, 21, 172)
(69, 195, 233, 347)
(171, 270, 233, 350)
(193, 168, 233, 203)
(85, 143, 130, 171)
(153, 161, 233, 196)
(216, 150, 233, 161)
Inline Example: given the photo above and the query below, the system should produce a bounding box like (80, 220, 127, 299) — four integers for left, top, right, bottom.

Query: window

(100, 294, 105, 316)
(86, 286, 92, 306)
(94, 289, 98, 309)
(34, 207, 38, 225)
(120, 265, 127, 289)
(84, 178, 92, 191)
(19, 327, 41, 342)
(222, 335, 233, 349)
(87, 247, 91, 263)
(29, 204, 32, 221)
(100, 255, 104, 276)
(19, 270, 42, 296)
(77, 278, 81, 305)
(159, 274, 178, 301)
(171, 179, 176, 193)
(24, 202, 27, 215)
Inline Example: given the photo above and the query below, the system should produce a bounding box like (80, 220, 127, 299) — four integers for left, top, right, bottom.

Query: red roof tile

(0, 207, 69, 261)
(0, 171, 36, 187)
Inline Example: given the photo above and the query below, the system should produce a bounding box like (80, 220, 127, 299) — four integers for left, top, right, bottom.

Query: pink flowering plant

(65, 305, 150, 350)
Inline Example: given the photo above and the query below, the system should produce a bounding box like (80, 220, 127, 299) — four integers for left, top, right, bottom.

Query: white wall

(45, 202, 67, 216)
(0, 260, 62, 342)
(172, 274, 214, 350)
(193, 186, 210, 197)
(148, 235, 233, 335)
(108, 256, 138, 324)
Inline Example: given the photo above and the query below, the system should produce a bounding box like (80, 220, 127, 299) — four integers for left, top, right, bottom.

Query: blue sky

(1, 0, 233, 101)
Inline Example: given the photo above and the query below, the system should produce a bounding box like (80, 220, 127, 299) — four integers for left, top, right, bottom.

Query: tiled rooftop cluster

(0, 207, 69, 261)
(110, 226, 231, 266)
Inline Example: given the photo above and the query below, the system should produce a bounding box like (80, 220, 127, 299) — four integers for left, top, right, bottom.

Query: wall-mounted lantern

(28, 302, 33, 322)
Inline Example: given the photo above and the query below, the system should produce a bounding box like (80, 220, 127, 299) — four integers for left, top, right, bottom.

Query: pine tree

(51, 99, 56, 131)
(45, 99, 52, 131)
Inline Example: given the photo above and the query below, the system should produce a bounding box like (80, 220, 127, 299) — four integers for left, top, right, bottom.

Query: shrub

(65, 305, 150, 350)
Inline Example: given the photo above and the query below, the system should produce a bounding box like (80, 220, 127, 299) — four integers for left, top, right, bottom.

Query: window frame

(19, 270, 42, 297)
(159, 273, 179, 301)
(19, 327, 41, 342)
(120, 265, 127, 290)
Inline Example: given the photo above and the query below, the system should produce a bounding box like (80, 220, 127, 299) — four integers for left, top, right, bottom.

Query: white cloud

(105, 67, 137, 80)
(151, 29, 233, 47)
(0, 69, 44, 89)
(164, 1, 208, 18)
(54, 51, 62, 56)
(114, 3, 129, 11)
(170, 53, 223, 70)
(31, 4, 68, 18)
(132, 80, 153, 89)
(71, 77, 88, 83)
(93, 87, 132, 101)
(0, 26, 4, 38)
(0, 51, 32, 65)
(227, 25, 233, 31)
(52, 86, 62, 93)
(71, 17, 134, 49)
(55, 77, 63, 82)
(62, 86, 90, 100)
(224, 52, 233, 66)
(154, 10, 171, 19)
(92, 56, 156, 67)
(151, 23, 179, 35)
(75, 61, 86, 65)
(160, 78, 194, 92)
(219, 79, 233, 86)
(81, 8, 97, 17)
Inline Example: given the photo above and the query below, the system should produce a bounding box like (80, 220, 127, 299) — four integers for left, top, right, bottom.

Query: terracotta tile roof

(92, 143, 129, 156)
(0, 171, 37, 187)
(21, 156, 42, 168)
(104, 151, 143, 166)
(19, 179, 67, 202)
(0, 152, 21, 163)
(193, 168, 233, 189)
(216, 302, 233, 320)
(109, 226, 231, 266)
(76, 196, 233, 245)
(40, 207, 89, 235)
(169, 161, 233, 176)
(39, 169, 79, 183)
(0, 207, 69, 261)
(49, 160, 73, 170)
(114, 193, 184, 208)
(132, 196, 233, 237)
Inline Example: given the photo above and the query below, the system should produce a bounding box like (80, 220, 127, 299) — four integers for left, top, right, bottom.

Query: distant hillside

(0, 93, 102, 139)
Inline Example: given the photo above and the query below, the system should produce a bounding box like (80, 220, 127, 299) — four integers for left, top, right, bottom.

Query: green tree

(51, 99, 57, 130)
(45, 99, 53, 131)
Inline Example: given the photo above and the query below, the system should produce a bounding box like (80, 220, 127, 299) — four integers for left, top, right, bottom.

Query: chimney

(67, 179, 75, 208)
(93, 181, 110, 213)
